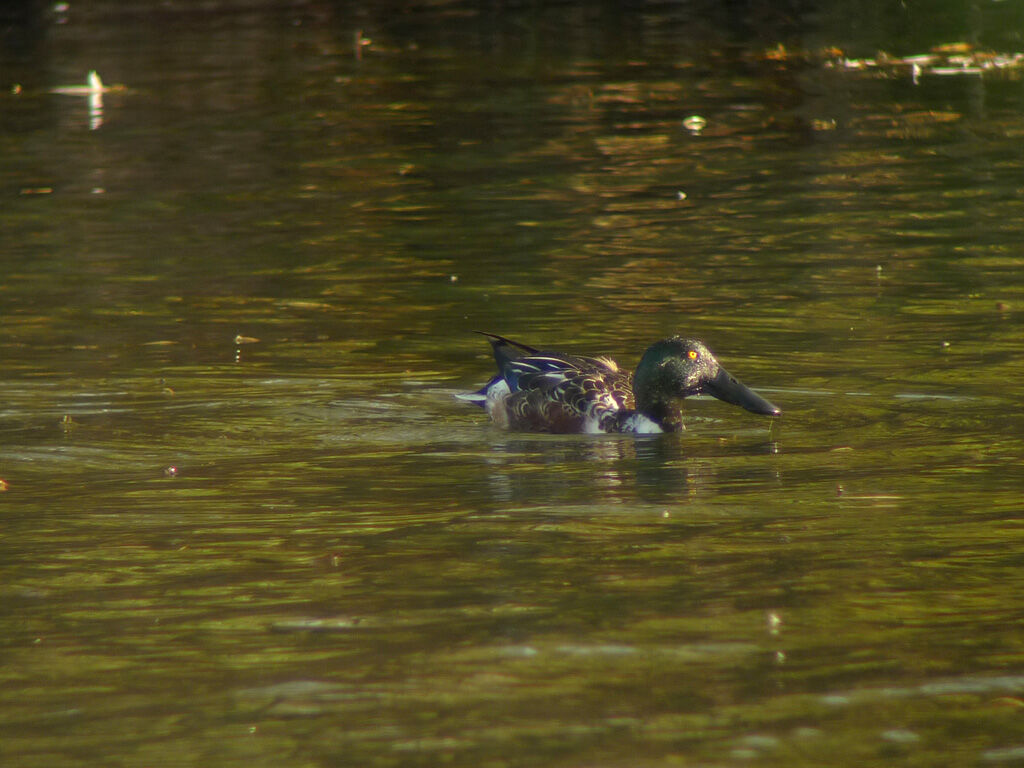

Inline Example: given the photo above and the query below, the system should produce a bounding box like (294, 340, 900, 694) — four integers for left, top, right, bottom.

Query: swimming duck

(459, 332, 780, 434)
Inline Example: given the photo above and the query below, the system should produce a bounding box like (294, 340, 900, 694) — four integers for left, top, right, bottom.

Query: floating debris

(49, 71, 127, 130)
(752, 40, 1024, 82)
(353, 28, 371, 60)
(681, 114, 707, 134)
(51, 70, 96, 95)
(929, 66, 983, 76)
(819, 43, 1024, 82)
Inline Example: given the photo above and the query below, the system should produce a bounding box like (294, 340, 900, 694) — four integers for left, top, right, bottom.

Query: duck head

(632, 338, 780, 430)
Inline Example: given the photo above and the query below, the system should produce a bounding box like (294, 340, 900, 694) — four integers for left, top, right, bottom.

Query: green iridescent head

(633, 338, 779, 428)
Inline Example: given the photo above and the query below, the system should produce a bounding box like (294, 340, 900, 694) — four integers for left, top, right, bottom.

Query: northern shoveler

(458, 332, 780, 434)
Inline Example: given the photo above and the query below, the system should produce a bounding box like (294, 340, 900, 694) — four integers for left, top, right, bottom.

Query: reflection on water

(464, 429, 783, 506)
(1, 1, 1023, 766)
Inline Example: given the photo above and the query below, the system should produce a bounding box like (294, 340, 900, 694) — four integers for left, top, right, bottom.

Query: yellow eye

(688, 350, 698, 360)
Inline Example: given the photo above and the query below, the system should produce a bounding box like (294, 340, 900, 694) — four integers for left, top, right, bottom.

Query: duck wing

(500, 348, 636, 433)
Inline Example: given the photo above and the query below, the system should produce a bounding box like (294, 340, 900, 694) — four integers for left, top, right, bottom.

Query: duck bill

(704, 367, 781, 416)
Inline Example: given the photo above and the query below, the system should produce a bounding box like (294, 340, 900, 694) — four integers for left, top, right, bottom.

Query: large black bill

(705, 367, 781, 416)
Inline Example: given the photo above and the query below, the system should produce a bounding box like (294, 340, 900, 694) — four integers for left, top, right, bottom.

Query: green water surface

(1, 2, 1022, 766)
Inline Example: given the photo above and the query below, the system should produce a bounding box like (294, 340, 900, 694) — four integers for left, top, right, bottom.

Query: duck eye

(688, 350, 699, 360)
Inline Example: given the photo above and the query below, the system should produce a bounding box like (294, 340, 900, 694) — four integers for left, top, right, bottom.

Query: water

(1, 2, 1023, 766)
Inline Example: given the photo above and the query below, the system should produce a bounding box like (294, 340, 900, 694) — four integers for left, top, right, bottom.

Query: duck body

(459, 332, 780, 434)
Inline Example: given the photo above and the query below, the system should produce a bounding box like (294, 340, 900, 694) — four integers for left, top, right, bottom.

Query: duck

(458, 332, 780, 434)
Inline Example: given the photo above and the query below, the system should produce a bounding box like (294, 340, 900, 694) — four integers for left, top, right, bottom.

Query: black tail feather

(474, 331, 540, 370)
